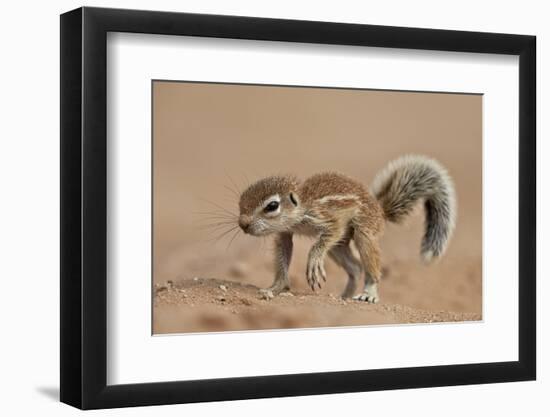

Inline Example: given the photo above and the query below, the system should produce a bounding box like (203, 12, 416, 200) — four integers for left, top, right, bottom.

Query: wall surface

(0, 0, 545, 415)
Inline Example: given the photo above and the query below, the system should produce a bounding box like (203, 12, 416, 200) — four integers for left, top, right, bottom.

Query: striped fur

(371, 155, 457, 262)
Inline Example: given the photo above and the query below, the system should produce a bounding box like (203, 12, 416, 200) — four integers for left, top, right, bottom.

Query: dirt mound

(153, 277, 481, 334)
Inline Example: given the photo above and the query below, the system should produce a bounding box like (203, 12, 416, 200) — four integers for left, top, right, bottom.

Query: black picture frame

(60, 6, 536, 410)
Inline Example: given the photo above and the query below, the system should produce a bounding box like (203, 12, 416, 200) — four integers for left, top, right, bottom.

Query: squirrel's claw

(307, 257, 327, 292)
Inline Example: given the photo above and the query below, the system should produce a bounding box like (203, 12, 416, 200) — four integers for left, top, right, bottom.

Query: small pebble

(219, 285, 227, 291)
(280, 292, 294, 297)
(155, 284, 168, 293)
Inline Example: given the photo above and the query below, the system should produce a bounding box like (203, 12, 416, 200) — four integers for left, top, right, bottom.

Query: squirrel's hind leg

(352, 230, 382, 304)
(328, 241, 362, 299)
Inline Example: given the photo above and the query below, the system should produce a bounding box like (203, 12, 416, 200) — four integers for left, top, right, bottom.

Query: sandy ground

(152, 82, 482, 334)
(154, 275, 481, 334)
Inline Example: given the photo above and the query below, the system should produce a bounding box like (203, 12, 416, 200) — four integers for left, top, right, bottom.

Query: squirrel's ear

(289, 192, 299, 206)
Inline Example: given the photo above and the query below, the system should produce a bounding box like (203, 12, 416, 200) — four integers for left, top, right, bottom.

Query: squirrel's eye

(264, 201, 279, 213)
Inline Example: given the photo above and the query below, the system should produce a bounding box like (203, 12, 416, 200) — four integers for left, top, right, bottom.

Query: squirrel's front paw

(258, 283, 289, 300)
(306, 257, 327, 291)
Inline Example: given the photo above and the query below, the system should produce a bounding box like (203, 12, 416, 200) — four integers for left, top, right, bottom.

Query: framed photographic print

(60, 6, 536, 409)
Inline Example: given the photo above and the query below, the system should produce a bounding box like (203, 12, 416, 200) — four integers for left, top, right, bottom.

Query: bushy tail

(371, 155, 456, 262)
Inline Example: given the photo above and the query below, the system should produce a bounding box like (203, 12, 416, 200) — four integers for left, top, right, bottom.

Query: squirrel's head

(238, 176, 302, 236)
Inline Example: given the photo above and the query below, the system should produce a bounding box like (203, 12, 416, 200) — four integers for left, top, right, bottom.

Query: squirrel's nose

(239, 215, 252, 232)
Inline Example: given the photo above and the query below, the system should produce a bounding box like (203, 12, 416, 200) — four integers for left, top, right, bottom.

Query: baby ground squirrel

(237, 155, 456, 303)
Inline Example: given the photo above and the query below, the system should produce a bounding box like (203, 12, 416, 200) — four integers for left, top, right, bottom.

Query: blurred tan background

(152, 81, 482, 334)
